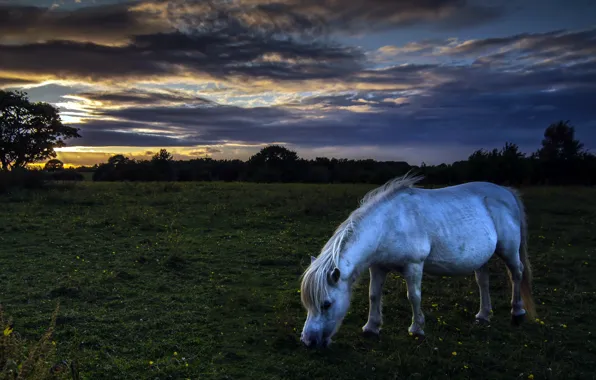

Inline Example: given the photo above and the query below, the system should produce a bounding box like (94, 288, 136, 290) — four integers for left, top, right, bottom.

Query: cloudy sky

(1, 0, 595, 166)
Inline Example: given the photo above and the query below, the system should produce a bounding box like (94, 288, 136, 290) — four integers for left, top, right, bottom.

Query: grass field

(1, 181, 595, 379)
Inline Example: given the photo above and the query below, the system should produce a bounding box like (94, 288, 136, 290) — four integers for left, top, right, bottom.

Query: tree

(498, 142, 528, 185)
(44, 159, 64, 171)
(151, 149, 176, 181)
(247, 145, 298, 165)
(107, 154, 130, 167)
(151, 149, 174, 162)
(0, 90, 80, 171)
(538, 120, 585, 161)
(500, 142, 525, 160)
(535, 120, 585, 184)
(246, 145, 301, 182)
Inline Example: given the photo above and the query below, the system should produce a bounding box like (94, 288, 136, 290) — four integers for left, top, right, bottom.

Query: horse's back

(424, 181, 514, 198)
(421, 181, 522, 239)
(437, 181, 522, 224)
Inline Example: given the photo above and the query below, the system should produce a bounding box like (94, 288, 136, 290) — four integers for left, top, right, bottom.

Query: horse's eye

(322, 301, 332, 310)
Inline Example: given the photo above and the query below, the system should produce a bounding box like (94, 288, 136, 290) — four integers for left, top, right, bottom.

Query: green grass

(1, 182, 595, 379)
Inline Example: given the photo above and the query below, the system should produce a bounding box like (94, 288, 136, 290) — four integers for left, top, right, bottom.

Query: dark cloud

(440, 28, 596, 69)
(69, 79, 596, 153)
(345, 64, 440, 88)
(0, 76, 38, 88)
(188, 147, 222, 156)
(72, 120, 218, 147)
(246, 0, 505, 34)
(0, 39, 175, 82)
(0, 30, 364, 84)
(0, 3, 170, 44)
(76, 88, 214, 106)
(0, 0, 503, 85)
(94, 103, 298, 128)
(374, 28, 596, 76)
(0, 0, 506, 48)
(442, 29, 595, 57)
(0, 1, 363, 86)
(55, 24, 596, 152)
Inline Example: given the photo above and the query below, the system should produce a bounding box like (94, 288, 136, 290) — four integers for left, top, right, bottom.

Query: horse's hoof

(474, 318, 490, 326)
(362, 325, 381, 337)
(511, 313, 526, 326)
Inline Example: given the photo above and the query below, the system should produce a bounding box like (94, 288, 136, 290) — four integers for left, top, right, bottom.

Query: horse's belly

(424, 237, 496, 276)
(423, 259, 484, 276)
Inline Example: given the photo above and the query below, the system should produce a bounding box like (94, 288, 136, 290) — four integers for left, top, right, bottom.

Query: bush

(0, 302, 78, 379)
(0, 169, 48, 194)
(47, 170, 84, 181)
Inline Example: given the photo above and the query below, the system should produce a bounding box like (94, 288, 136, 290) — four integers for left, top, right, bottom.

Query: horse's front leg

(403, 262, 425, 337)
(362, 265, 389, 336)
(474, 263, 492, 324)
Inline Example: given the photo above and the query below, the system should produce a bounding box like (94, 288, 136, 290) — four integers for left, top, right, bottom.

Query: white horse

(299, 172, 536, 348)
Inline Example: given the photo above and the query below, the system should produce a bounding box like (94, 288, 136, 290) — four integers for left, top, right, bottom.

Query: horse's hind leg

(499, 247, 527, 325)
(362, 265, 389, 336)
(474, 263, 492, 324)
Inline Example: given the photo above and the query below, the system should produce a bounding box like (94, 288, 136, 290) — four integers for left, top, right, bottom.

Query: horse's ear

(311, 256, 316, 264)
(329, 267, 341, 284)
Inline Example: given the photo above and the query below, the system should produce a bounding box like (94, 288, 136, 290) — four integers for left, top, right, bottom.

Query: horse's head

(299, 256, 352, 348)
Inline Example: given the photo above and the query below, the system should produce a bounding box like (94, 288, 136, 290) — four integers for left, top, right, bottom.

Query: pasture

(1, 181, 595, 379)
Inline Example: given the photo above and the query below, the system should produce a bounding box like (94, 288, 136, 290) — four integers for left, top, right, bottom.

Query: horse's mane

(300, 171, 424, 313)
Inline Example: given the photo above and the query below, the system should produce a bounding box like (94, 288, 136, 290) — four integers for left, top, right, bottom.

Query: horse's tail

(508, 187, 536, 319)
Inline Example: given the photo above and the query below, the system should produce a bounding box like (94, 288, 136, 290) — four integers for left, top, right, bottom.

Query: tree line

(1, 89, 595, 187)
(86, 120, 595, 186)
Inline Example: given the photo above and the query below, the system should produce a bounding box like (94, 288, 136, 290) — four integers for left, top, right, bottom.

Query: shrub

(0, 169, 48, 194)
(48, 171, 84, 181)
(0, 302, 79, 379)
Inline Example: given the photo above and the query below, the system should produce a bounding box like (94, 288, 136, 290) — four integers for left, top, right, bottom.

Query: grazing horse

(299, 173, 536, 348)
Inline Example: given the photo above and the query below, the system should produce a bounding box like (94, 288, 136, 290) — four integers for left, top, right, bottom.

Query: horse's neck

(338, 222, 380, 284)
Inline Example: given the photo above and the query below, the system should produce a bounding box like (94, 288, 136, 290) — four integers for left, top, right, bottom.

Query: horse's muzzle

(300, 332, 330, 348)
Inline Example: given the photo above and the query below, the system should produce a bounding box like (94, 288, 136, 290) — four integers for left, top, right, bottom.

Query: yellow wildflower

(3, 326, 13, 336)
(452, 351, 457, 356)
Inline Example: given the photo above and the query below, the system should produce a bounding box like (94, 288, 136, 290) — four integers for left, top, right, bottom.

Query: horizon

(2, 0, 595, 167)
